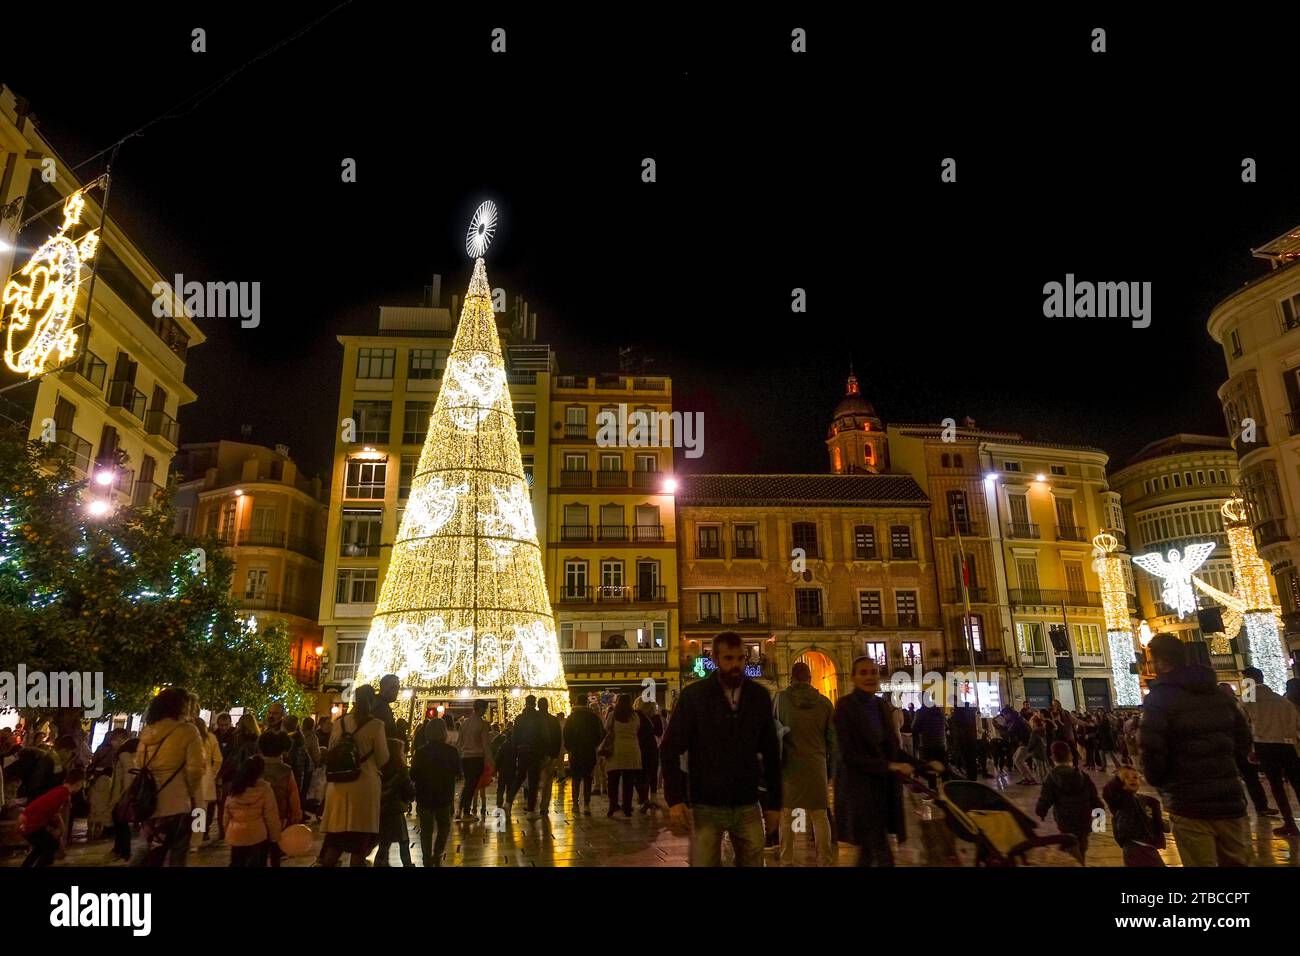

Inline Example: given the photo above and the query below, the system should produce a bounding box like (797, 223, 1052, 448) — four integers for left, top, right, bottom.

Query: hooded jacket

(775, 682, 835, 811)
(1035, 764, 1102, 833)
(1139, 664, 1252, 819)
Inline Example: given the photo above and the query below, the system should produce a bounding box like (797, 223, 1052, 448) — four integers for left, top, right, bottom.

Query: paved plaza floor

(5, 767, 1297, 867)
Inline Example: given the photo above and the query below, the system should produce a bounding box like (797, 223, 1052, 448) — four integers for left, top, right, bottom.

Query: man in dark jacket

(661, 632, 782, 866)
(512, 696, 545, 818)
(409, 720, 461, 866)
(536, 698, 563, 816)
(1139, 634, 1252, 866)
(911, 700, 947, 762)
(563, 693, 603, 815)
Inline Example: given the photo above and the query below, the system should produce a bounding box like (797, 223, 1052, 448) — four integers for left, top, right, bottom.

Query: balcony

(331, 663, 358, 682)
(70, 349, 106, 390)
(563, 423, 589, 439)
(596, 470, 628, 488)
(1234, 429, 1267, 458)
(770, 611, 936, 629)
(239, 591, 319, 619)
(341, 540, 382, 558)
(1007, 522, 1040, 540)
(681, 608, 769, 628)
(131, 480, 164, 507)
(560, 470, 592, 488)
(1055, 525, 1087, 542)
(1022, 651, 1052, 667)
(560, 524, 593, 541)
(631, 470, 661, 490)
(944, 648, 1009, 668)
(733, 542, 760, 559)
(632, 524, 664, 542)
(944, 587, 990, 604)
(695, 541, 722, 559)
(938, 521, 981, 538)
(1210, 653, 1239, 671)
(597, 524, 628, 541)
(1283, 610, 1300, 636)
(557, 585, 666, 604)
(1254, 518, 1289, 547)
(234, 529, 325, 561)
(1288, 410, 1300, 437)
(561, 649, 669, 671)
(891, 548, 916, 560)
(1008, 588, 1101, 608)
(53, 429, 92, 473)
(144, 409, 179, 446)
(107, 379, 146, 420)
(852, 549, 879, 561)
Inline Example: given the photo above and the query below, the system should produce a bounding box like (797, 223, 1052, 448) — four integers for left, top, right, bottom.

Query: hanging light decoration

(1093, 531, 1141, 706)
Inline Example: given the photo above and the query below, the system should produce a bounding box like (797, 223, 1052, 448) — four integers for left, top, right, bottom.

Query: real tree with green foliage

(0, 426, 308, 735)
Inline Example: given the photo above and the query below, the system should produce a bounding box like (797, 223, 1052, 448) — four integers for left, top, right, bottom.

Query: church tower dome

(826, 367, 888, 474)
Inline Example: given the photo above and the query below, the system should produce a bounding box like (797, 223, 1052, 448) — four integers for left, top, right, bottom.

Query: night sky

(7, 7, 1300, 482)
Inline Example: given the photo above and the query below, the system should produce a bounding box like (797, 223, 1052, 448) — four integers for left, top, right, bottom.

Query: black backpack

(122, 728, 185, 823)
(325, 715, 373, 783)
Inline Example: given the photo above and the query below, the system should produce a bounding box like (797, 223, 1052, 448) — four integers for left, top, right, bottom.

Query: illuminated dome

(827, 371, 882, 437)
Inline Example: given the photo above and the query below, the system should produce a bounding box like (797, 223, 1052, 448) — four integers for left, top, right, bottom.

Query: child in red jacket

(20, 768, 85, 867)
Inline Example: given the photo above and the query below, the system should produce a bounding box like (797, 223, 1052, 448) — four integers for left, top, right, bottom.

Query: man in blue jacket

(662, 632, 782, 866)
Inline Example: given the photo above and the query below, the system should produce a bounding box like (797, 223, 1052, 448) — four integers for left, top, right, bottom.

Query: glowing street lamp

(93, 470, 114, 486)
(662, 477, 678, 494)
(85, 499, 110, 517)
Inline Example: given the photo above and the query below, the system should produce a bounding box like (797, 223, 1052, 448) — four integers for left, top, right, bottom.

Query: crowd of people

(3, 629, 1298, 868)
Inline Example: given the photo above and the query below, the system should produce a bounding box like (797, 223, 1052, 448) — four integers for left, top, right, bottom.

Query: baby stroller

(904, 774, 1081, 867)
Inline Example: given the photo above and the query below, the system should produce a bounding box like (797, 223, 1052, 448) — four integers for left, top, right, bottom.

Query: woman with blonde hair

(603, 694, 642, 818)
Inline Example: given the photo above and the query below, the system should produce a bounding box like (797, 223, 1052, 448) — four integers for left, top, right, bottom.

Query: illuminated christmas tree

(355, 204, 568, 717)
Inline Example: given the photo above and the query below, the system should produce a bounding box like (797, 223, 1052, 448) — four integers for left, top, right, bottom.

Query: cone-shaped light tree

(355, 232, 568, 717)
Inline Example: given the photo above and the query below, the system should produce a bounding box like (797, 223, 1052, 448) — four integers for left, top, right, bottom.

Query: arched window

(954, 453, 964, 468)
(941, 453, 951, 467)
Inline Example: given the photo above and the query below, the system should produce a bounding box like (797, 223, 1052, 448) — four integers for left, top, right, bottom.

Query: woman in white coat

(190, 717, 223, 850)
(318, 684, 389, 866)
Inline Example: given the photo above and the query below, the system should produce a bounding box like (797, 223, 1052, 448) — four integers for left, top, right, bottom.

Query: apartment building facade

(1, 85, 202, 501)
(1207, 227, 1300, 669)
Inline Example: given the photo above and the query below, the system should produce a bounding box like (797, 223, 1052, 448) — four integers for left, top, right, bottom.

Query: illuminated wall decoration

(355, 245, 568, 718)
(2, 191, 100, 378)
(1132, 542, 1215, 619)
(1192, 498, 1288, 693)
(1093, 531, 1141, 706)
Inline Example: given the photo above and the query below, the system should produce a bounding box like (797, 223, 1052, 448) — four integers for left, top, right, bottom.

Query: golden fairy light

(1093, 531, 1141, 705)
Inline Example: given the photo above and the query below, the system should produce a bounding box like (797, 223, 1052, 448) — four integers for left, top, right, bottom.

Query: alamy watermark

(152, 274, 260, 328)
(1042, 274, 1150, 329)
(595, 403, 703, 459)
(884, 663, 999, 709)
(0, 666, 104, 718)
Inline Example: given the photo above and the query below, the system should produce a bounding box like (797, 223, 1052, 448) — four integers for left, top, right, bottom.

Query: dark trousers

(111, 819, 133, 859)
(516, 748, 542, 811)
(130, 813, 191, 867)
(607, 769, 636, 814)
(418, 806, 452, 866)
(570, 765, 593, 808)
(459, 757, 485, 816)
(1257, 742, 1300, 825)
(498, 773, 517, 808)
(637, 749, 660, 803)
(1237, 753, 1271, 812)
(22, 829, 59, 867)
(854, 824, 894, 866)
(229, 842, 268, 867)
(956, 735, 977, 780)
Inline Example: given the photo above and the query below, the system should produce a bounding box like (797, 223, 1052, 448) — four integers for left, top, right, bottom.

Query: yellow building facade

(173, 440, 328, 687)
(547, 374, 679, 710)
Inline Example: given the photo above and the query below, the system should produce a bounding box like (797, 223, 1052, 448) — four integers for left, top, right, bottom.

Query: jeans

(130, 813, 191, 867)
(516, 748, 541, 811)
(22, 829, 59, 867)
(418, 806, 452, 866)
(570, 766, 593, 808)
(778, 807, 834, 866)
(1256, 742, 1300, 826)
(459, 757, 485, 817)
(1236, 753, 1271, 812)
(689, 803, 766, 867)
(1169, 813, 1248, 866)
(637, 749, 660, 804)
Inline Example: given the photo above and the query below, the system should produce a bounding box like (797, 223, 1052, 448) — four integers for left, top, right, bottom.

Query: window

(858, 590, 882, 626)
(1173, 472, 1181, 488)
(1016, 558, 1040, 599)
(791, 521, 819, 559)
(398, 455, 417, 499)
(634, 454, 657, 472)
(636, 560, 660, 600)
(634, 505, 662, 541)
(737, 592, 760, 623)
(563, 452, 587, 471)
(734, 524, 758, 558)
(341, 509, 383, 556)
(953, 453, 964, 468)
(890, 525, 913, 559)
(356, 348, 395, 379)
(352, 401, 392, 443)
(345, 459, 386, 499)
(864, 642, 887, 668)
(854, 525, 877, 559)
(696, 525, 721, 558)
(1229, 328, 1243, 358)
(1064, 560, 1086, 599)
(408, 348, 446, 380)
(652, 622, 667, 648)
(600, 453, 622, 471)
(244, 568, 269, 600)
(941, 453, 951, 467)
(901, 641, 923, 666)
(795, 588, 823, 626)
(335, 639, 365, 669)
(1054, 497, 1078, 537)
(1073, 623, 1103, 659)
(402, 401, 432, 444)
(946, 490, 970, 533)
(515, 402, 536, 444)
(895, 590, 919, 627)
(565, 405, 588, 436)
(1196, 470, 1204, 484)
(600, 560, 624, 591)
(1003, 461, 1022, 472)
(961, 614, 984, 652)
(1016, 622, 1046, 655)
(1162, 476, 1170, 490)
(335, 568, 378, 604)
(1050, 465, 1066, 476)
(698, 592, 722, 624)
(563, 504, 589, 539)
(1282, 294, 1300, 331)
(599, 503, 625, 539)
(564, 560, 588, 598)
(559, 622, 575, 649)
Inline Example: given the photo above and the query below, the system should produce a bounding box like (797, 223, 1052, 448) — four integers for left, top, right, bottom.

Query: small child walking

(257, 732, 302, 867)
(1102, 766, 1169, 866)
(222, 755, 282, 867)
(376, 738, 416, 867)
(1035, 741, 1102, 865)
